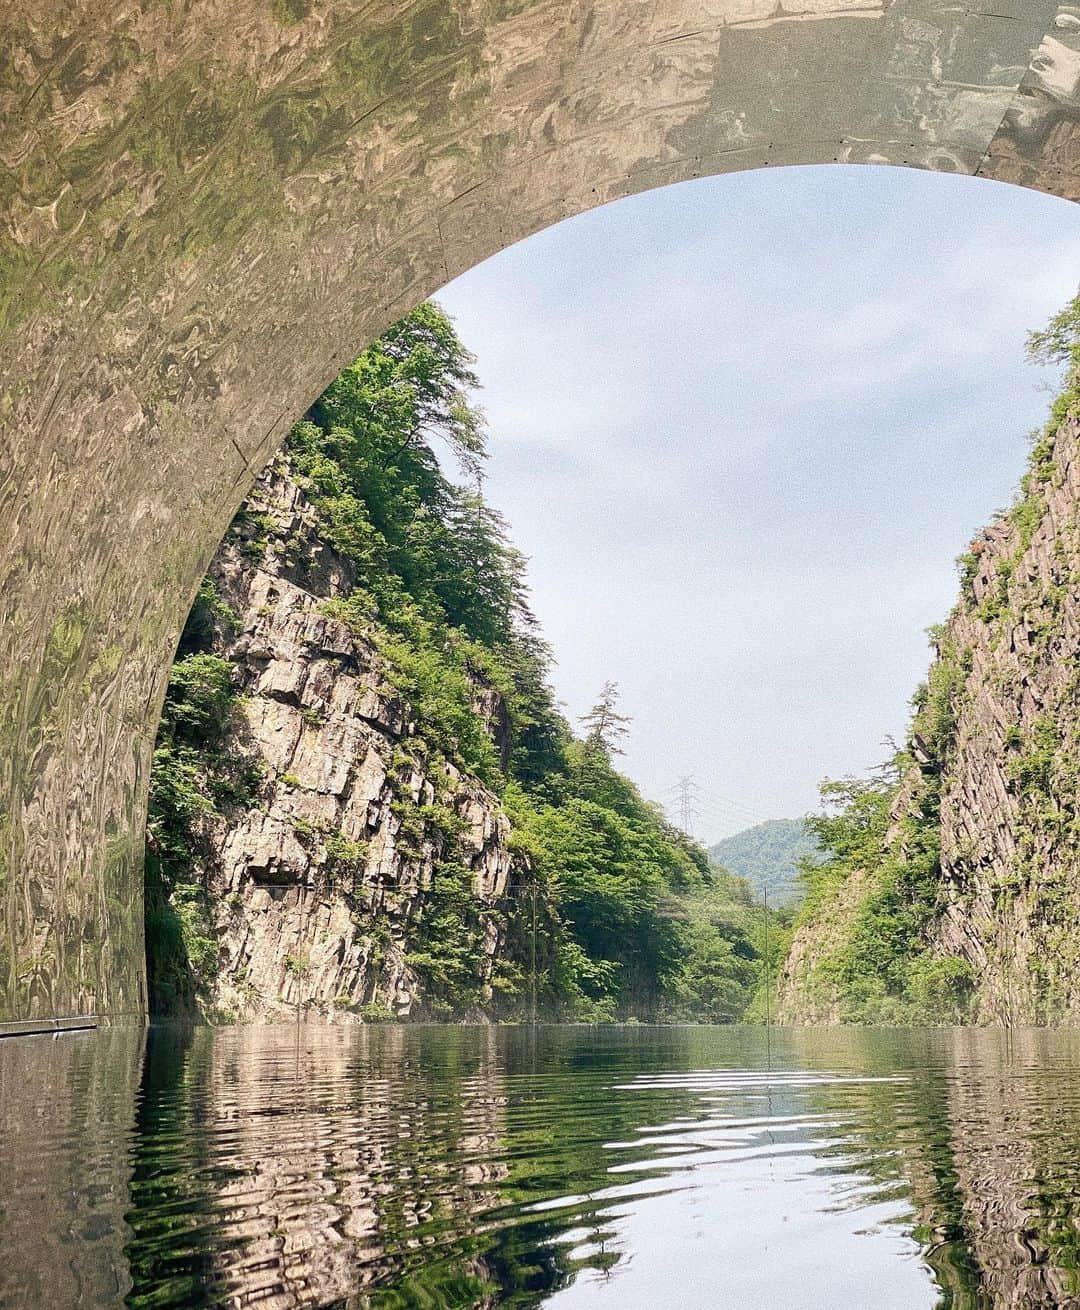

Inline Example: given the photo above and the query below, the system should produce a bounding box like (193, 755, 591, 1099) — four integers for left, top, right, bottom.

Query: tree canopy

(148, 303, 770, 1022)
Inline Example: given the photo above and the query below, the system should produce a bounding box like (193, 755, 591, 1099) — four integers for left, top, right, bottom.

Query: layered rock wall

(781, 404, 1080, 1024)
(930, 409, 1080, 1021)
(167, 462, 517, 1022)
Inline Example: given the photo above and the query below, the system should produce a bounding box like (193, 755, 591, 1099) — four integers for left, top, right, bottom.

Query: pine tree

(579, 681, 631, 758)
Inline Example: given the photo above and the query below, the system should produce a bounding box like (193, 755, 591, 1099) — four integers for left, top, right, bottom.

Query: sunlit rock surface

(163, 460, 515, 1021)
(928, 410, 1080, 1021)
(1, 0, 1077, 1021)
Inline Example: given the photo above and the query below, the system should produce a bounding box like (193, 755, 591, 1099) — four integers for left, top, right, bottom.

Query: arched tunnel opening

(8, 4, 1080, 1306)
(2, 0, 1080, 1030)
(138, 157, 1080, 1027)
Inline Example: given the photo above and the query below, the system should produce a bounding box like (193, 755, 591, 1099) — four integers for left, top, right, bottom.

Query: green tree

(1027, 285, 1080, 367)
(579, 681, 631, 757)
(148, 304, 767, 1024)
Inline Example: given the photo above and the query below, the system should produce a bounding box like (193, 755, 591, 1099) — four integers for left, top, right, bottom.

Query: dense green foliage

(785, 607, 980, 1021)
(145, 613, 264, 1014)
(506, 741, 765, 1021)
(147, 303, 768, 1022)
(790, 751, 972, 1024)
(708, 819, 820, 907)
(286, 301, 563, 790)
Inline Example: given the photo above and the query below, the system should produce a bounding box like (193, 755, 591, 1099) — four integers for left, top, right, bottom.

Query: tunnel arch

(1, 0, 1078, 1024)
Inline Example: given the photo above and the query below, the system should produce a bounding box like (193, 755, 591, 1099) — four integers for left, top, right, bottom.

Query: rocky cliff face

(781, 399, 1080, 1025)
(929, 407, 1080, 1022)
(161, 461, 518, 1022)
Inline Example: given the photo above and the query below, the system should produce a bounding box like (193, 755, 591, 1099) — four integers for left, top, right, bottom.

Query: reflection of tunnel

(2, 0, 1079, 1026)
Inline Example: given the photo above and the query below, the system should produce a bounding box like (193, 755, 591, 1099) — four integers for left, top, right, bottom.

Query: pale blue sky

(439, 165, 1080, 842)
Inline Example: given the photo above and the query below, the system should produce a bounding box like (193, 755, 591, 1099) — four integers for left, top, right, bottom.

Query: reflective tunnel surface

(7, 1024, 1080, 1307)
(2, 0, 1079, 1023)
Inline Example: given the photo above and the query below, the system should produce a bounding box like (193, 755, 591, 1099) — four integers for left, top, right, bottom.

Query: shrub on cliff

(146, 304, 766, 1022)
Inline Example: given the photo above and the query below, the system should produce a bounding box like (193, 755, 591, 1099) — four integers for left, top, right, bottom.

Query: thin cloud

(441, 165, 1080, 840)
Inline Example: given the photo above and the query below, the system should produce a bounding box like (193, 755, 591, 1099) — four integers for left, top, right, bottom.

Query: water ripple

(7, 1026, 1080, 1306)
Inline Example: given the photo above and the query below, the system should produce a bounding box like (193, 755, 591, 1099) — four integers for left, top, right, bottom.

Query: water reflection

(8, 1027, 1080, 1306)
(0, 1027, 144, 1306)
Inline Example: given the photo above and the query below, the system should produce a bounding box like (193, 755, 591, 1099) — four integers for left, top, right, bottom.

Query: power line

(668, 781, 766, 820)
(697, 795, 773, 828)
(701, 792, 771, 821)
(662, 778, 777, 843)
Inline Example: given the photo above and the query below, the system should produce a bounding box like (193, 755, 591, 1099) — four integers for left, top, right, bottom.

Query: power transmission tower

(667, 775, 702, 839)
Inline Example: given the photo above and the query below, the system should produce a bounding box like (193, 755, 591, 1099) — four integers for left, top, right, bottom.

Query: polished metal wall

(0, 0, 1076, 1022)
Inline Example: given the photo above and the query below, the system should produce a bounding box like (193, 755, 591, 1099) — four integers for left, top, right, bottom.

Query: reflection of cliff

(120, 1026, 1080, 1308)
(16, 1026, 1080, 1305)
(930, 1030, 1080, 1308)
(0, 1029, 144, 1308)
(122, 1026, 728, 1307)
(124, 1025, 537, 1306)
(787, 1028, 1080, 1309)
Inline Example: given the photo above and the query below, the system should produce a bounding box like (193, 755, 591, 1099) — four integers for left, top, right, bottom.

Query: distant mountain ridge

(709, 820, 819, 907)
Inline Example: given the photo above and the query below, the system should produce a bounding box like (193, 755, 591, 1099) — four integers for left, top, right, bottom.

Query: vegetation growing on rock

(780, 289, 1080, 1025)
(146, 304, 768, 1023)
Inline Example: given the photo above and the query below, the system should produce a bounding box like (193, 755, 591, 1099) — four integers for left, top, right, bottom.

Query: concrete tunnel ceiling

(1, 0, 1079, 1026)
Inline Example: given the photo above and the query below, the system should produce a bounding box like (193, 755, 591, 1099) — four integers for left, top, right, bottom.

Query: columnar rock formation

(1, 1, 1078, 1021)
(158, 461, 517, 1021)
(780, 403, 1080, 1025)
(929, 410, 1080, 1021)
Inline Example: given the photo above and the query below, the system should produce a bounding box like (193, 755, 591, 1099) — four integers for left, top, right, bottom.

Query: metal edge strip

(0, 1016, 99, 1039)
